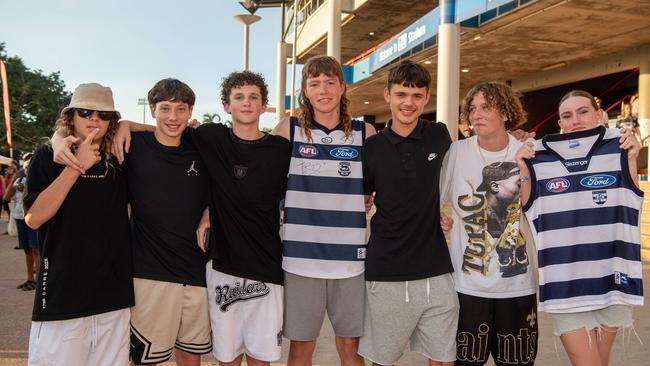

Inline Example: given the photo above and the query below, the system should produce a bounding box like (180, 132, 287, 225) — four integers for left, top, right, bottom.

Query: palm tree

(202, 112, 221, 123)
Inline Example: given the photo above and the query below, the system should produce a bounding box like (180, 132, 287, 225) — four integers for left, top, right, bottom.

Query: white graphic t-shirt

(440, 134, 536, 298)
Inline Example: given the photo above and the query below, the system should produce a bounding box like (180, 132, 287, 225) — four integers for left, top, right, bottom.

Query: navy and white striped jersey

(282, 117, 367, 279)
(523, 126, 644, 313)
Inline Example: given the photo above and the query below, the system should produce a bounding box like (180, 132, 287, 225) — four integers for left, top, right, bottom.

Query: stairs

(639, 181, 650, 262)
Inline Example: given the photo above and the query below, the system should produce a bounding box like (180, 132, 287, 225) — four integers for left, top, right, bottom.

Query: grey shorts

(359, 274, 459, 365)
(283, 271, 365, 341)
(551, 304, 634, 337)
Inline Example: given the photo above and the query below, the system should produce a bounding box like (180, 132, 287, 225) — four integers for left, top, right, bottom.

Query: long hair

(298, 56, 352, 142)
(461, 82, 527, 131)
(53, 109, 120, 173)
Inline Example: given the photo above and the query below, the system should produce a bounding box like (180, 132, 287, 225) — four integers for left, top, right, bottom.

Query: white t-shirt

(12, 177, 25, 220)
(440, 134, 536, 298)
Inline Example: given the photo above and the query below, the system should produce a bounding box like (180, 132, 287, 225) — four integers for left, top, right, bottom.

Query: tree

(0, 42, 71, 155)
(202, 112, 221, 124)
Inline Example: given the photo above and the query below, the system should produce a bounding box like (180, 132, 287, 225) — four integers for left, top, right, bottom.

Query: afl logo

(329, 147, 359, 159)
(299, 145, 318, 158)
(546, 178, 570, 193)
(580, 174, 616, 188)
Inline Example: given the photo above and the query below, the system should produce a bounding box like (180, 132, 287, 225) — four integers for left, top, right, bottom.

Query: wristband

(519, 175, 530, 182)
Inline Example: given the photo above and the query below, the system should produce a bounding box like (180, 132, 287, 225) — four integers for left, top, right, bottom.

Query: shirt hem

(214, 265, 283, 285)
(32, 302, 134, 322)
(282, 266, 364, 280)
(456, 287, 536, 299)
(365, 270, 453, 282)
(133, 273, 206, 288)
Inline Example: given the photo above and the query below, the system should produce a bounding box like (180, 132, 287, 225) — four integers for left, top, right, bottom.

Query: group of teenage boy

(23, 52, 640, 366)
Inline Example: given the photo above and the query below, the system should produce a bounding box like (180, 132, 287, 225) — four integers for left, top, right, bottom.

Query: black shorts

(455, 293, 538, 366)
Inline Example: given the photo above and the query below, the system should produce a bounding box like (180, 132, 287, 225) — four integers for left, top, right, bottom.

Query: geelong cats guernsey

(282, 117, 367, 279)
(523, 126, 644, 313)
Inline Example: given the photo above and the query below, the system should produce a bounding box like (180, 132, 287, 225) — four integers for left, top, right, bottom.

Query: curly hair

(461, 82, 527, 131)
(220, 71, 269, 106)
(53, 109, 120, 173)
(298, 56, 352, 143)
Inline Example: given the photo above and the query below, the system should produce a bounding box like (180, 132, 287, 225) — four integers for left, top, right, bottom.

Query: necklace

(477, 136, 510, 167)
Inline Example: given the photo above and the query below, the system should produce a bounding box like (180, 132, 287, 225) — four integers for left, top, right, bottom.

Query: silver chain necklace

(477, 137, 510, 167)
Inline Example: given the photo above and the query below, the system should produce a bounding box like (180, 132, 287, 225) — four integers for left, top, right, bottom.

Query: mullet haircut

(298, 55, 352, 142)
(386, 60, 431, 91)
(148, 78, 195, 106)
(220, 71, 269, 105)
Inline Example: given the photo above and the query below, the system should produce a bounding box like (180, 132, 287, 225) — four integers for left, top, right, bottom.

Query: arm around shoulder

(365, 122, 377, 138)
(271, 117, 291, 140)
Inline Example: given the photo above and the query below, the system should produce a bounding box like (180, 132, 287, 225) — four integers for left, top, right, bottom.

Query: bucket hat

(62, 83, 121, 118)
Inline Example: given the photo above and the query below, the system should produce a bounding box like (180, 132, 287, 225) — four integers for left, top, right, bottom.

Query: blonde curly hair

(53, 109, 120, 173)
(298, 56, 353, 143)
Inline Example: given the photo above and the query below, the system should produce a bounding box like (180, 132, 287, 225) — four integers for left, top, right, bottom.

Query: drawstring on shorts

(404, 279, 431, 303)
(91, 315, 98, 353)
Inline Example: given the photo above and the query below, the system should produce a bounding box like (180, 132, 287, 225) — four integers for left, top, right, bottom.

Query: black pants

(455, 293, 538, 366)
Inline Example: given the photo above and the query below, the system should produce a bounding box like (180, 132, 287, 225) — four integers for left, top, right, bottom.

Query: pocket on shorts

(61, 318, 87, 341)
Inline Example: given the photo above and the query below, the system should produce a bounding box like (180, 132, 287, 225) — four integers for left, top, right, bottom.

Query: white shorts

(206, 262, 284, 362)
(28, 308, 130, 366)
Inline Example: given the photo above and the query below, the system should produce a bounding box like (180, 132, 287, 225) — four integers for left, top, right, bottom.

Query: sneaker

(21, 281, 36, 291)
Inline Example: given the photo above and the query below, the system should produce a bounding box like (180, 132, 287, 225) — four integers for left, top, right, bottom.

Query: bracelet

(519, 175, 530, 182)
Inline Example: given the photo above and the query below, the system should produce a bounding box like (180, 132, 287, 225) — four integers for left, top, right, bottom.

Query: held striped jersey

(282, 117, 367, 279)
(523, 126, 644, 313)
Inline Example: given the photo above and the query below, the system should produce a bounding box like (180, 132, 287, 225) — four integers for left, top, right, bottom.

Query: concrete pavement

(1, 215, 648, 365)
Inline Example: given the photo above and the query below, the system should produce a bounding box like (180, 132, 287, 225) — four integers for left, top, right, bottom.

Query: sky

(1, 0, 287, 129)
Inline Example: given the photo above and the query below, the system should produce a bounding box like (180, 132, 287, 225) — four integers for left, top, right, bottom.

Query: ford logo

(545, 178, 570, 193)
(580, 174, 616, 188)
(329, 147, 359, 159)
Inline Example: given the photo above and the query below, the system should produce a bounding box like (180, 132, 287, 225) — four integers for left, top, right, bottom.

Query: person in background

(3, 162, 18, 234)
(7, 153, 39, 291)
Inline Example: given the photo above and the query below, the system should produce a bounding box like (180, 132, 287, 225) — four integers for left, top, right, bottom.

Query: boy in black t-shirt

(53, 79, 212, 366)
(25, 83, 133, 366)
(359, 61, 458, 366)
(126, 79, 212, 365)
(112, 71, 290, 366)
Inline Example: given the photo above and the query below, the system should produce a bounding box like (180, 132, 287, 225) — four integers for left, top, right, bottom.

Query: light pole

(137, 98, 147, 124)
(233, 14, 262, 70)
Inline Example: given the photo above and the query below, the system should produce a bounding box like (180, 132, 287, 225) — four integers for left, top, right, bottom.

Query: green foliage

(0, 42, 72, 155)
(202, 112, 221, 124)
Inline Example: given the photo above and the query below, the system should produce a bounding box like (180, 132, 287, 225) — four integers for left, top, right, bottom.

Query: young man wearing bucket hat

(24, 83, 134, 366)
(59, 71, 290, 365)
(52, 78, 212, 366)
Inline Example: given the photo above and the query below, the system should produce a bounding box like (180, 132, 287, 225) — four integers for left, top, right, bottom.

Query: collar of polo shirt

(383, 119, 426, 144)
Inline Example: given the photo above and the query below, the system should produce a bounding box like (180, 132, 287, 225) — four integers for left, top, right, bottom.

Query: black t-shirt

(24, 146, 134, 321)
(362, 120, 454, 281)
(185, 123, 290, 285)
(127, 132, 209, 287)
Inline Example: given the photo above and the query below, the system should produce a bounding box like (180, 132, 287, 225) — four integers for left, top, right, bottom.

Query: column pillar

(327, 0, 342, 61)
(436, 0, 460, 140)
